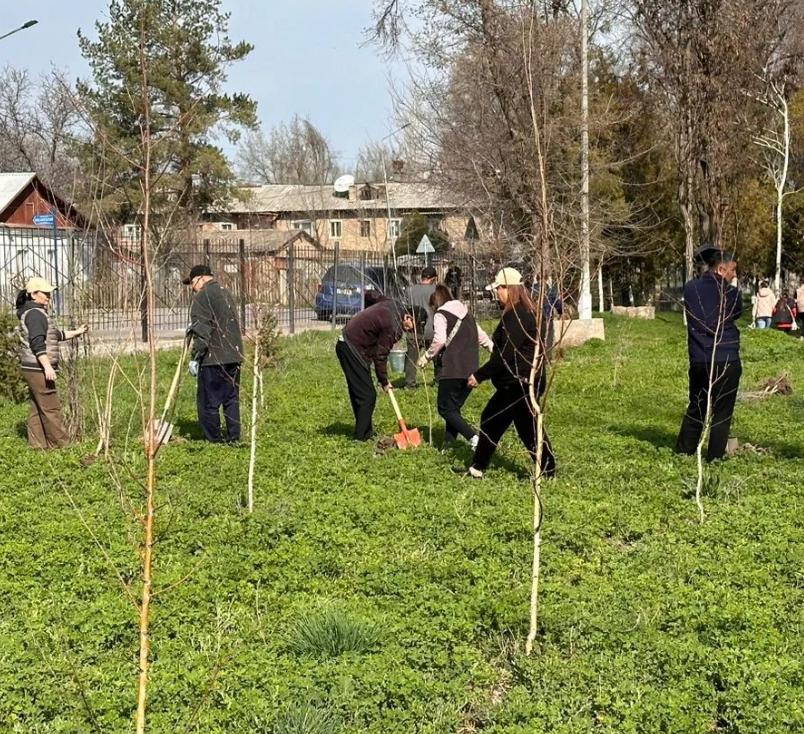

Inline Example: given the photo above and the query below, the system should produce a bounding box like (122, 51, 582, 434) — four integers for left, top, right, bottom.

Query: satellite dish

(333, 174, 355, 193)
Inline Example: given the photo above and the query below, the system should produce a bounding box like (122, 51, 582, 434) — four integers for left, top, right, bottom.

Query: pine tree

(77, 0, 256, 227)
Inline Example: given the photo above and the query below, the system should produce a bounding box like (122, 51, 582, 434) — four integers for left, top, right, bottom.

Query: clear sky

(2, 1, 409, 173)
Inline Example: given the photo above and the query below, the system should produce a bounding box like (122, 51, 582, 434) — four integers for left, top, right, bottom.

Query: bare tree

(0, 66, 83, 196)
(356, 140, 398, 181)
(237, 115, 341, 185)
(754, 81, 794, 292)
(630, 0, 799, 278)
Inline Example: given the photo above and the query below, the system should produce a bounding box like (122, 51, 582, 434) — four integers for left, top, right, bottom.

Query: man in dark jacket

(404, 266, 437, 388)
(185, 265, 244, 443)
(336, 297, 415, 441)
(675, 249, 742, 462)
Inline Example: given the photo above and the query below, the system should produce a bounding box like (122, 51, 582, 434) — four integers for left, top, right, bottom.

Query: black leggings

(437, 378, 475, 445)
(473, 382, 555, 476)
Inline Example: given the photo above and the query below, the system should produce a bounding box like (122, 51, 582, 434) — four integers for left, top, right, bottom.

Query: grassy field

(2, 313, 804, 733)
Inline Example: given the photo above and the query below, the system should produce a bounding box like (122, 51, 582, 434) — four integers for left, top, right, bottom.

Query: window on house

(426, 215, 442, 231)
(123, 224, 141, 240)
(220, 222, 234, 232)
(360, 220, 371, 237)
(329, 220, 342, 238)
(359, 186, 374, 201)
(389, 219, 402, 239)
(292, 220, 313, 235)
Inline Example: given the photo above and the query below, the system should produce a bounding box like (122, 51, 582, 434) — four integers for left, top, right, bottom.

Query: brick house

(201, 181, 475, 252)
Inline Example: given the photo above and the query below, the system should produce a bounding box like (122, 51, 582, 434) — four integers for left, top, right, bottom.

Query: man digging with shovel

(335, 295, 418, 443)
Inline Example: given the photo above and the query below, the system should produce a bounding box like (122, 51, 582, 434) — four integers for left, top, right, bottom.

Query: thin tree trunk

(597, 263, 604, 312)
(774, 94, 790, 294)
(525, 333, 544, 656)
(136, 22, 157, 734)
(247, 335, 260, 513)
(578, 0, 592, 319)
(95, 359, 118, 458)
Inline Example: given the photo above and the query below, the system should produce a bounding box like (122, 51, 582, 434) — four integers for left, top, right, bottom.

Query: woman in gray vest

(16, 278, 88, 449)
(418, 284, 493, 450)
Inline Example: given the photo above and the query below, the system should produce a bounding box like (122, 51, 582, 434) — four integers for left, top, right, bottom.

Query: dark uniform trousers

(675, 361, 741, 462)
(197, 363, 241, 443)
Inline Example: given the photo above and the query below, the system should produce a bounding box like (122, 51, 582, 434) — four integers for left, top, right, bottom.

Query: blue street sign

(32, 213, 56, 227)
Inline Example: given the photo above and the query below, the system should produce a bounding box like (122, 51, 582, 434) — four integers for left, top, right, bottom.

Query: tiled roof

(222, 182, 461, 215)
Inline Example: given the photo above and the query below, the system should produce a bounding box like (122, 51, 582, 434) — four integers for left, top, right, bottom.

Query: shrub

(286, 609, 383, 657)
(0, 308, 25, 403)
(255, 308, 282, 370)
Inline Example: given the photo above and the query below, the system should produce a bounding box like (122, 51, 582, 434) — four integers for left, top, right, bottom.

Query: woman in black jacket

(461, 268, 556, 479)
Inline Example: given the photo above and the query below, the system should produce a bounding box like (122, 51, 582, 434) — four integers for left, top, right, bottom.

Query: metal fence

(3, 225, 697, 338)
(0, 227, 501, 339)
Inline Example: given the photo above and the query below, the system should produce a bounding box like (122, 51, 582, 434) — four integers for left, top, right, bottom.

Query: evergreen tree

(394, 211, 450, 256)
(77, 0, 256, 226)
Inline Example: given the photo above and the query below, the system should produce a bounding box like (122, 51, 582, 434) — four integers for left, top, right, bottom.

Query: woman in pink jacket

(418, 284, 493, 450)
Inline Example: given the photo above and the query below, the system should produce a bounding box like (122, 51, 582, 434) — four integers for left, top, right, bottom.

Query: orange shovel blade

(394, 423, 421, 450)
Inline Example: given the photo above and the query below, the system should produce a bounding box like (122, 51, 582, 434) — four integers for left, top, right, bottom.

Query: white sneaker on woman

(470, 435, 479, 450)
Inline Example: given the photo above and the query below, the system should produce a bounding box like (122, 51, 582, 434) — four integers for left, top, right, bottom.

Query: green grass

(1, 313, 804, 733)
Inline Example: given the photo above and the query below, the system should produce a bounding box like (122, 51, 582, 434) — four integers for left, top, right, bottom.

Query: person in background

(418, 284, 493, 450)
(444, 262, 463, 300)
(752, 281, 775, 329)
(336, 296, 416, 441)
(16, 277, 88, 449)
(772, 291, 797, 335)
(184, 264, 244, 444)
(796, 281, 804, 332)
(458, 268, 556, 479)
(404, 265, 438, 388)
(675, 249, 742, 463)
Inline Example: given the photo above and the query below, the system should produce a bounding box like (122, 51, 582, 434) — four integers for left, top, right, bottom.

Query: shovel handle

(387, 387, 404, 422)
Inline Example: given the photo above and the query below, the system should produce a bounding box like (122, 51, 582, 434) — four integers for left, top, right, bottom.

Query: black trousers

(675, 360, 741, 462)
(473, 382, 555, 476)
(197, 363, 241, 443)
(336, 341, 376, 441)
(437, 378, 475, 445)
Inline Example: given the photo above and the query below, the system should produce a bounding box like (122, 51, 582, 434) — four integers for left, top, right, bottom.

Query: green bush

(286, 609, 383, 657)
(0, 308, 25, 403)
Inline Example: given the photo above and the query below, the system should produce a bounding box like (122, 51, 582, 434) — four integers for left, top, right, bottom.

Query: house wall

(269, 210, 472, 253)
(1, 183, 76, 228)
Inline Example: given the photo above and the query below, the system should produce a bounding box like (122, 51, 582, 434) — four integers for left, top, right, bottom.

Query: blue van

(314, 263, 409, 320)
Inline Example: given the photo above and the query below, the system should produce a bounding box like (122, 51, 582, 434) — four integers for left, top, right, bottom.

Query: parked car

(315, 263, 410, 320)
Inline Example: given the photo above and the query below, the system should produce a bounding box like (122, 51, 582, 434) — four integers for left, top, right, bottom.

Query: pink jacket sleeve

(427, 312, 448, 358)
(476, 323, 494, 352)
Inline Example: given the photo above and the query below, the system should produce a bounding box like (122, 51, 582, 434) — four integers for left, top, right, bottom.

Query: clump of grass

(273, 702, 342, 734)
(286, 608, 383, 657)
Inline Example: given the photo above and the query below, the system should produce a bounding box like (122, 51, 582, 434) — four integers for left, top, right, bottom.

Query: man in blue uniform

(675, 249, 742, 462)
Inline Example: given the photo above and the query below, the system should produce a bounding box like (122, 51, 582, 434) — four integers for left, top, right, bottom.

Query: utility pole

(578, 0, 593, 319)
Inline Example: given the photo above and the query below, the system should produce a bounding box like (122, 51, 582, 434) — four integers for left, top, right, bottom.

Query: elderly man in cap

(404, 265, 438, 388)
(675, 248, 743, 462)
(184, 264, 244, 443)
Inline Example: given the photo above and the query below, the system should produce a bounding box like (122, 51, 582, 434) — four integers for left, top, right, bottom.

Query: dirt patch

(740, 374, 793, 402)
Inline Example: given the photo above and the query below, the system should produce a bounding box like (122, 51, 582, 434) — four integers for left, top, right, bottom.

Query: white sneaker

(467, 466, 483, 479)
(470, 435, 479, 450)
